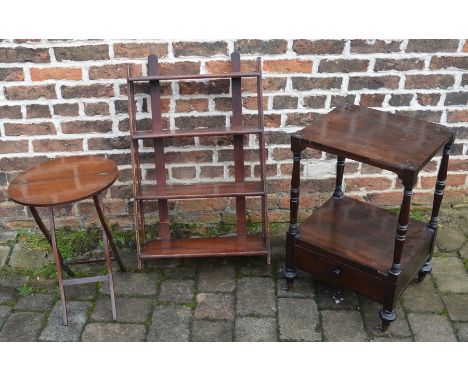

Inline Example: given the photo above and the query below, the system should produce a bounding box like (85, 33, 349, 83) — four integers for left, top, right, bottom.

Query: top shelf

(128, 72, 261, 82)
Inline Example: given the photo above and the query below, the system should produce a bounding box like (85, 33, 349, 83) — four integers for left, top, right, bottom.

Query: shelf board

(140, 234, 267, 259)
(137, 182, 265, 200)
(128, 72, 261, 82)
(296, 196, 433, 275)
(132, 126, 262, 140)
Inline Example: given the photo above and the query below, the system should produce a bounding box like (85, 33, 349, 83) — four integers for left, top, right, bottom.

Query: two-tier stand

(126, 53, 270, 269)
(284, 105, 455, 331)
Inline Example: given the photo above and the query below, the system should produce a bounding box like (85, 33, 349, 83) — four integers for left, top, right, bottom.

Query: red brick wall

(1, 39, 467, 229)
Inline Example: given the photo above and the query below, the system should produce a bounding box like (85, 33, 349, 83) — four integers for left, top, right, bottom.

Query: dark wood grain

(128, 72, 260, 82)
(132, 125, 262, 140)
(8, 156, 117, 207)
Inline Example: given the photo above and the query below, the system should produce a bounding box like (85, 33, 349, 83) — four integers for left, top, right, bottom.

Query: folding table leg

(96, 194, 117, 320)
(48, 207, 68, 326)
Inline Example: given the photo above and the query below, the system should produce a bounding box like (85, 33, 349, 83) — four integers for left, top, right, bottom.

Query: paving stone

(454, 323, 468, 341)
(408, 313, 457, 341)
(15, 293, 54, 312)
(277, 276, 315, 298)
(459, 241, 468, 260)
(322, 310, 368, 342)
(442, 294, 468, 321)
(359, 298, 412, 338)
(158, 279, 194, 303)
(163, 266, 196, 279)
(64, 283, 98, 300)
(238, 258, 273, 277)
(278, 298, 321, 341)
(9, 244, 48, 269)
(39, 301, 90, 342)
(402, 278, 444, 313)
(436, 226, 466, 252)
(236, 277, 276, 317)
(191, 320, 233, 342)
(0, 286, 17, 303)
(194, 293, 235, 321)
(0, 306, 11, 328)
(371, 336, 413, 342)
(235, 317, 277, 342)
(432, 258, 468, 293)
(0, 311, 44, 341)
(198, 265, 236, 293)
(315, 281, 359, 310)
(458, 213, 468, 236)
(82, 322, 146, 341)
(0, 246, 9, 267)
(148, 304, 191, 341)
(91, 296, 152, 323)
(0, 276, 29, 288)
(100, 271, 157, 296)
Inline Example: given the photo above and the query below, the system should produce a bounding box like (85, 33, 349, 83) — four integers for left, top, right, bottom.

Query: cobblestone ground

(0, 208, 467, 342)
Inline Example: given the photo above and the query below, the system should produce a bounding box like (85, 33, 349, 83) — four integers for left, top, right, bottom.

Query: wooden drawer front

(295, 245, 385, 303)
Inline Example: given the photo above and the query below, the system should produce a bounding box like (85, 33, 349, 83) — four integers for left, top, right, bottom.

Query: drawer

(295, 244, 385, 303)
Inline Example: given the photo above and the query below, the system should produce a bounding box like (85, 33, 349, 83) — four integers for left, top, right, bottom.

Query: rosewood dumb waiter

(284, 105, 455, 331)
(8, 156, 126, 325)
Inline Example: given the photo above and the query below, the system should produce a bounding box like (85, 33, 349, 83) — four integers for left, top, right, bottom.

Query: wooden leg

(283, 147, 302, 289)
(29, 206, 75, 277)
(332, 156, 345, 199)
(92, 195, 126, 272)
(48, 207, 68, 326)
(379, 306, 396, 332)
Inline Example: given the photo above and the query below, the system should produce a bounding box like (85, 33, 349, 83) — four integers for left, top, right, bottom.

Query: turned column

(419, 138, 453, 281)
(332, 156, 345, 199)
(284, 141, 302, 288)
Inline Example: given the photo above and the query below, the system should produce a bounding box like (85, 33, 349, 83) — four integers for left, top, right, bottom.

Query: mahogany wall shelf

(284, 105, 455, 332)
(126, 53, 270, 269)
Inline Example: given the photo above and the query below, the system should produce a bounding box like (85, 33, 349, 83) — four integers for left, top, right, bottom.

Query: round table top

(8, 156, 118, 207)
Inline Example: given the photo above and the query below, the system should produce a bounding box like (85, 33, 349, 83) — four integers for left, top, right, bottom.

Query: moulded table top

(8, 156, 118, 207)
(293, 105, 454, 176)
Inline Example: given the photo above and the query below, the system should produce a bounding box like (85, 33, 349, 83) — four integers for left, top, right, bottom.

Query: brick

(0, 140, 28, 154)
(406, 39, 459, 53)
(421, 174, 466, 188)
(445, 92, 468, 106)
(199, 165, 225, 179)
(26, 104, 51, 118)
(416, 93, 440, 106)
(54, 44, 109, 61)
(292, 77, 342, 90)
(179, 79, 230, 95)
(0, 156, 48, 172)
(53, 103, 79, 116)
(447, 110, 468, 123)
(293, 39, 345, 55)
(273, 95, 298, 109)
(175, 115, 225, 130)
(330, 94, 355, 107)
(395, 110, 442, 123)
(87, 136, 130, 151)
(388, 93, 413, 106)
(449, 159, 468, 172)
(0, 105, 22, 119)
(33, 139, 82, 152)
(234, 39, 287, 54)
(303, 95, 326, 109)
(61, 120, 112, 134)
(319, 59, 369, 73)
(0, 47, 49, 63)
(350, 39, 403, 53)
(173, 41, 227, 56)
(374, 58, 425, 71)
(359, 93, 385, 107)
(175, 98, 208, 113)
(242, 77, 287, 92)
(61, 84, 114, 98)
(113, 42, 168, 58)
(431, 56, 468, 70)
(84, 102, 109, 116)
(462, 74, 468, 86)
(205, 59, 256, 74)
(30, 67, 82, 81)
(89, 63, 142, 79)
(348, 75, 399, 90)
(0, 67, 24, 81)
(263, 59, 312, 73)
(243, 96, 267, 110)
(165, 150, 213, 164)
(172, 166, 196, 179)
(285, 111, 322, 126)
(4, 85, 56, 100)
(345, 176, 392, 192)
(405, 74, 455, 89)
(4, 122, 56, 136)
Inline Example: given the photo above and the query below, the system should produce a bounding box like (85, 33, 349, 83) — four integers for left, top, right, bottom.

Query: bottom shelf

(140, 234, 267, 259)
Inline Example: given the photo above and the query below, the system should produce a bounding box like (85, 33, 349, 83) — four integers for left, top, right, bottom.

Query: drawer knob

(331, 267, 342, 277)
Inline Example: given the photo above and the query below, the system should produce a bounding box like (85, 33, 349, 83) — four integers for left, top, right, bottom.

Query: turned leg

(332, 156, 345, 199)
(419, 139, 453, 282)
(379, 306, 397, 332)
(283, 147, 302, 289)
(48, 207, 68, 326)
